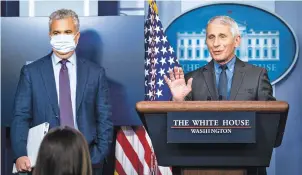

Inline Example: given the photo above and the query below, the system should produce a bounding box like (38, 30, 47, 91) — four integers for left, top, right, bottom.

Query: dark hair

(33, 126, 92, 175)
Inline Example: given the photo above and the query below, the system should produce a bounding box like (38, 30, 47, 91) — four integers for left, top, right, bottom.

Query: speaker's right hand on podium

(16, 156, 31, 172)
(164, 66, 193, 102)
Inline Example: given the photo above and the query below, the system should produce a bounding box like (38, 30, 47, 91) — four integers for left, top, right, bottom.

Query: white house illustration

(177, 22, 279, 62)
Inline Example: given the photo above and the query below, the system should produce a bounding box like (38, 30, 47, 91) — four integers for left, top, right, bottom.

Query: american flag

(144, 1, 179, 101)
(114, 1, 175, 175)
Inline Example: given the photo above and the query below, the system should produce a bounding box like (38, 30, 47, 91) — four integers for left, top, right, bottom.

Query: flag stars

(146, 59, 151, 66)
(150, 68, 157, 76)
(149, 14, 154, 23)
(156, 89, 163, 98)
(168, 57, 175, 65)
(160, 57, 166, 65)
(145, 69, 149, 77)
(161, 46, 167, 55)
(154, 25, 160, 33)
(167, 67, 173, 74)
(154, 47, 159, 55)
(145, 5, 180, 101)
(154, 36, 160, 44)
(168, 46, 174, 54)
(158, 68, 166, 76)
(148, 25, 153, 33)
(157, 78, 164, 87)
(148, 36, 153, 44)
(146, 90, 153, 98)
(161, 36, 168, 44)
(155, 15, 160, 22)
(152, 58, 158, 65)
(146, 47, 152, 55)
(148, 79, 155, 87)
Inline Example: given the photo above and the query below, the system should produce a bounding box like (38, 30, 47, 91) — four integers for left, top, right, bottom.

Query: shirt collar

(214, 56, 236, 73)
(52, 52, 76, 66)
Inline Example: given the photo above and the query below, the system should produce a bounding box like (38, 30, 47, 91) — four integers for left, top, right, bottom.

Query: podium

(136, 101, 288, 175)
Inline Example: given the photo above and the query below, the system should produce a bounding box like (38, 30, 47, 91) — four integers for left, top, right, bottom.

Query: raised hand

(164, 66, 193, 101)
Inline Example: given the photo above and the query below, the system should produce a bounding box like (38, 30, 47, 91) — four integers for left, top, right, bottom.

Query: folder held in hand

(12, 122, 49, 174)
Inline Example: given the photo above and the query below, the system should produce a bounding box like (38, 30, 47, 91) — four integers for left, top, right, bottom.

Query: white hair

(206, 16, 240, 37)
(49, 9, 80, 32)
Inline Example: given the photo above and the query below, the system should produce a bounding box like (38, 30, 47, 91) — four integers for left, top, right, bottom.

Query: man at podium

(164, 15, 276, 175)
(164, 15, 275, 102)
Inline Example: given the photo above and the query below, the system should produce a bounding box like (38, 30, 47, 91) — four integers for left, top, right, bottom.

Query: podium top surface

(136, 101, 288, 113)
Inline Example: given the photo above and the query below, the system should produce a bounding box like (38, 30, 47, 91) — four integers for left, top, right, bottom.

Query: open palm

(164, 67, 193, 101)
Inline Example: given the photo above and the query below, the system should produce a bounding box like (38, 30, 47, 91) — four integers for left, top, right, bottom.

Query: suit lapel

(76, 57, 89, 115)
(40, 53, 59, 115)
(202, 60, 218, 100)
(229, 58, 246, 100)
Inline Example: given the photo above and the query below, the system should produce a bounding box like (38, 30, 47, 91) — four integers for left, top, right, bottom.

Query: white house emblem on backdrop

(177, 22, 280, 63)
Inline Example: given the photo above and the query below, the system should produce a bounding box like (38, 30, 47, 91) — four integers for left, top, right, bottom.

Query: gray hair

(206, 16, 240, 37)
(49, 9, 80, 32)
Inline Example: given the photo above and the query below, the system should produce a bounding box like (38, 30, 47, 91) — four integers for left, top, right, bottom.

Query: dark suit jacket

(10, 53, 113, 165)
(184, 58, 276, 101)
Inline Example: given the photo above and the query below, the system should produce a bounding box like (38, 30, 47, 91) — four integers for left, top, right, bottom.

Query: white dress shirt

(52, 53, 78, 129)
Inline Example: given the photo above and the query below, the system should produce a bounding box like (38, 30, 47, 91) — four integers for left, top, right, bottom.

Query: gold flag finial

(148, 0, 158, 14)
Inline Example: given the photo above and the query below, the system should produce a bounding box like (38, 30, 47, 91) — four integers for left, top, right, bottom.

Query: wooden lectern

(136, 101, 288, 175)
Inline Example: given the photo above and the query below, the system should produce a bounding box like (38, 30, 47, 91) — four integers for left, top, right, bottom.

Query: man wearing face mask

(11, 9, 112, 175)
(165, 16, 275, 175)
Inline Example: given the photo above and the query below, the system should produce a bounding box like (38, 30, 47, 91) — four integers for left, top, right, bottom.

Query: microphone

(207, 96, 212, 101)
(218, 95, 223, 101)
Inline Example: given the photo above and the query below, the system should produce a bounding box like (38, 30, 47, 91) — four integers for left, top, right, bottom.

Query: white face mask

(50, 34, 77, 53)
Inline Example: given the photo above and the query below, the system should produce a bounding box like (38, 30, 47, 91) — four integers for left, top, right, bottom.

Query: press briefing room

(1, 0, 301, 175)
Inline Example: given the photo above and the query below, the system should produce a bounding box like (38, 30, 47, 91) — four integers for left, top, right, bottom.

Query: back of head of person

(33, 126, 92, 175)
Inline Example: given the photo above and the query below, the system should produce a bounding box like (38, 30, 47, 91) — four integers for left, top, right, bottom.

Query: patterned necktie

(59, 59, 74, 127)
(218, 65, 228, 100)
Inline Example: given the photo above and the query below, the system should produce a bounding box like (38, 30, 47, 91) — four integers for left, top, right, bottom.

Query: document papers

(12, 122, 49, 173)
